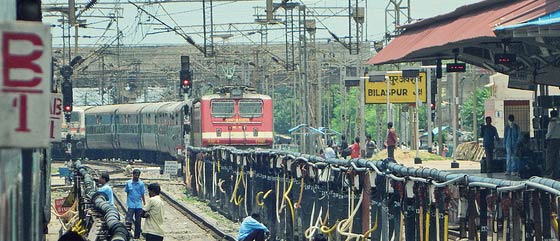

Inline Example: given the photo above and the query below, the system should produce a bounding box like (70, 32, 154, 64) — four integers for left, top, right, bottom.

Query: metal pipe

(186, 146, 560, 195)
(76, 163, 129, 241)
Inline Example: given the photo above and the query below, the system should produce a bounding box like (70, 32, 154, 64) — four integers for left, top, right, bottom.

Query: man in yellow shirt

(142, 183, 164, 241)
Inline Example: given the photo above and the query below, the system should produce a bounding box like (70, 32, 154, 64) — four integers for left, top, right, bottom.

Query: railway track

(160, 191, 236, 241)
(113, 185, 236, 241)
(55, 160, 237, 241)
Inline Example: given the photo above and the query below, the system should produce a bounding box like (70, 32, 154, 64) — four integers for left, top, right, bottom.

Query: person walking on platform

(365, 135, 377, 158)
(350, 136, 361, 159)
(125, 169, 146, 239)
(385, 122, 398, 159)
(481, 116, 499, 176)
(142, 183, 165, 241)
(504, 114, 521, 176)
(546, 110, 560, 178)
(324, 141, 337, 159)
(238, 213, 270, 241)
(96, 172, 114, 205)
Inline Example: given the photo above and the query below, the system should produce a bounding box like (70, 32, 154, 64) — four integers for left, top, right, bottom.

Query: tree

(459, 87, 490, 133)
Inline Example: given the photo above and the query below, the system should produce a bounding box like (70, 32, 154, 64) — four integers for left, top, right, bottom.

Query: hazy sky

(42, 0, 482, 47)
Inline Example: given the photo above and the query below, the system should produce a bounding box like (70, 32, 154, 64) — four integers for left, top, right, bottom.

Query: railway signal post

(180, 55, 193, 96)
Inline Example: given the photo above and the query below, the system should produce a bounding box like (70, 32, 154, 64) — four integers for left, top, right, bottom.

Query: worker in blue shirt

(238, 213, 269, 241)
(96, 173, 113, 205)
(125, 169, 146, 239)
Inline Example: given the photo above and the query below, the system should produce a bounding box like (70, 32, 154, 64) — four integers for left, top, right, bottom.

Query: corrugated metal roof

(368, 0, 560, 65)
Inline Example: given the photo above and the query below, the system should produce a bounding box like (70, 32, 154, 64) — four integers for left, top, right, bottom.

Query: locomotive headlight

(253, 128, 258, 137)
(216, 128, 222, 137)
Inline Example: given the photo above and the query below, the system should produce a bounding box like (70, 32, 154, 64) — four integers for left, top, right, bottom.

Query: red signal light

(182, 79, 190, 86)
(64, 105, 72, 112)
(430, 103, 435, 109)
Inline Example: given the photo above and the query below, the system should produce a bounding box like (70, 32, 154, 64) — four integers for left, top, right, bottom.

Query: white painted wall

(0, 0, 16, 21)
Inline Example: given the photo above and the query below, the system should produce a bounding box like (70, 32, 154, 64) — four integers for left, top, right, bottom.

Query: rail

(160, 190, 237, 241)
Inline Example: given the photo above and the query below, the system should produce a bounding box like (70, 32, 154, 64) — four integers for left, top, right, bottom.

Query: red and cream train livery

(191, 87, 273, 148)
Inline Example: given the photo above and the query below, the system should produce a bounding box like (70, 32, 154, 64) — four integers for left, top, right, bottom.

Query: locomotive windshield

(211, 100, 235, 118)
(239, 100, 263, 118)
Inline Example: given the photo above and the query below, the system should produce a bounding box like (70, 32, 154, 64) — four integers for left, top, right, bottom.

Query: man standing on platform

(481, 116, 499, 176)
(385, 122, 398, 159)
(504, 114, 521, 176)
(546, 110, 560, 178)
(365, 135, 377, 158)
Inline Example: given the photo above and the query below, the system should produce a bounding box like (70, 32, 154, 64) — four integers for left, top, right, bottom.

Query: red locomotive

(191, 86, 273, 148)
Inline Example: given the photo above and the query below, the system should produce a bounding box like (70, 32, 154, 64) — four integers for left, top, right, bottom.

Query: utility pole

(68, 0, 77, 61)
(437, 70, 443, 156)
(473, 72, 478, 136)
(427, 67, 433, 151)
(452, 72, 459, 168)
(202, 0, 215, 57)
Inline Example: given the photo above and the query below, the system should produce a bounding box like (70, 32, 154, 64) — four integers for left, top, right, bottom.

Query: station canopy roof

(368, 0, 560, 87)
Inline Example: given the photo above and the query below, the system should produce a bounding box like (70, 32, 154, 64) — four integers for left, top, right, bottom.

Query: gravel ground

(47, 161, 240, 241)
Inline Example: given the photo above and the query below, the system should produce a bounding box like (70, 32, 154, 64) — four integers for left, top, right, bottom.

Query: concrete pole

(415, 75, 420, 159)
(437, 75, 443, 155)
(427, 68, 432, 149)
(360, 72, 366, 157)
(473, 75, 478, 136)
(451, 72, 459, 168)
(386, 73, 391, 125)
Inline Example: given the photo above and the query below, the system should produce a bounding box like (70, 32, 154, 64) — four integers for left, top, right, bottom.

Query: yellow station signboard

(365, 71, 427, 104)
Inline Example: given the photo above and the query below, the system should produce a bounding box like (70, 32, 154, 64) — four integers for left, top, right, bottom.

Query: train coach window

(211, 101, 234, 118)
(239, 100, 262, 118)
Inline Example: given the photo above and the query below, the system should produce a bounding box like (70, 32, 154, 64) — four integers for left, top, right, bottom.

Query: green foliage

(459, 88, 490, 133)
(273, 84, 385, 140)
(273, 87, 296, 134)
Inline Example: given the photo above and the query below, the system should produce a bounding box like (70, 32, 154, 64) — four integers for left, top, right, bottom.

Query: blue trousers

(126, 208, 143, 238)
(506, 145, 518, 173)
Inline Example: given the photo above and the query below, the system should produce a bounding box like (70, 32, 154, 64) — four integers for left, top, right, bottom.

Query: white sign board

(164, 161, 179, 176)
(0, 21, 52, 148)
(49, 93, 63, 142)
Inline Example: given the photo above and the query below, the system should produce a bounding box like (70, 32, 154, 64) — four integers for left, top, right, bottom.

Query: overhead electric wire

(152, 1, 234, 17)
(128, 0, 206, 53)
(228, 24, 289, 69)
(157, 2, 203, 39)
